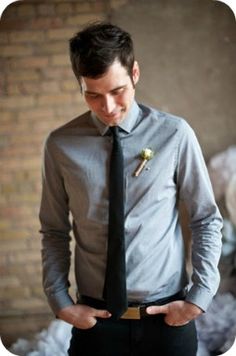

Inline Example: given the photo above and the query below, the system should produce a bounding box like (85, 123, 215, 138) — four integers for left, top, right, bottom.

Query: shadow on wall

(111, 0, 236, 160)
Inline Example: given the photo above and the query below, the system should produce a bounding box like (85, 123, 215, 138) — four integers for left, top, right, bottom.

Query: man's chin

(99, 113, 125, 126)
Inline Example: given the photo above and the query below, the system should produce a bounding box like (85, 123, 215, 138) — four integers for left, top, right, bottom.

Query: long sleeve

(177, 120, 223, 311)
(39, 135, 75, 315)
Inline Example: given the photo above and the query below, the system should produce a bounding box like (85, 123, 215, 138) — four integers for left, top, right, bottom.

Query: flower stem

(134, 159, 147, 177)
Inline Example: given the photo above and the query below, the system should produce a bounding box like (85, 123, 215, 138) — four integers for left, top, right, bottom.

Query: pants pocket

(68, 322, 102, 356)
(160, 320, 198, 356)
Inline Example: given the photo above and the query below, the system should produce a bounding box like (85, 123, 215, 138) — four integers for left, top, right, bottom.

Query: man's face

(81, 60, 140, 126)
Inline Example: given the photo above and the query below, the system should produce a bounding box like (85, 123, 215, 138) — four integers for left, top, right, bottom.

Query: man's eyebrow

(84, 91, 97, 95)
(84, 85, 127, 95)
(110, 85, 127, 92)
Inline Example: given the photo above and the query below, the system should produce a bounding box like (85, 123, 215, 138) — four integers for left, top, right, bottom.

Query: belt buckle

(121, 307, 141, 320)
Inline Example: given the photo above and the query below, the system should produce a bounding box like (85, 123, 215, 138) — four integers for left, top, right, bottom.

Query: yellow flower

(134, 148, 154, 177)
(140, 148, 154, 160)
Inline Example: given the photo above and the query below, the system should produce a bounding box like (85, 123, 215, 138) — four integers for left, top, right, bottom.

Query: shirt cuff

(46, 289, 75, 315)
(185, 284, 215, 312)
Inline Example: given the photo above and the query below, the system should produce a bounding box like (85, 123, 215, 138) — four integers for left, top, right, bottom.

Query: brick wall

(0, 0, 127, 346)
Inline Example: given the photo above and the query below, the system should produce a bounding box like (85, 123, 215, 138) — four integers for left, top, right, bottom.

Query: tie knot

(110, 126, 119, 139)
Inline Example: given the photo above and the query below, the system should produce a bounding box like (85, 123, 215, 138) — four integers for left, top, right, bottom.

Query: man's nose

(101, 95, 115, 114)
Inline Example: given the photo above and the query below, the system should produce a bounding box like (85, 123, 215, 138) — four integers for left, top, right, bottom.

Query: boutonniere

(134, 148, 154, 177)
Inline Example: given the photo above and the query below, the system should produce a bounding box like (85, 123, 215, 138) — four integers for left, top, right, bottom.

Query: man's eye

(86, 94, 99, 99)
(112, 88, 124, 95)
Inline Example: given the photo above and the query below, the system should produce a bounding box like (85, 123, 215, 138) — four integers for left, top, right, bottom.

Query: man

(39, 22, 222, 356)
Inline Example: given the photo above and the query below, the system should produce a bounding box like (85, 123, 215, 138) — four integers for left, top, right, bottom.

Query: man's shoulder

(50, 111, 91, 137)
(43, 110, 92, 151)
(139, 103, 190, 132)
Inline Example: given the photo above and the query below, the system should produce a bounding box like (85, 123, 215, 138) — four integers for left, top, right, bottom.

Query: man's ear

(132, 61, 140, 85)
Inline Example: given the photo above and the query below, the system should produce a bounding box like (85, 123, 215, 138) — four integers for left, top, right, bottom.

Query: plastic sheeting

(10, 319, 71, 356)
(196, 293, 236, 355)
(208, 145, 236, 203)
(226, 174, 236, 227)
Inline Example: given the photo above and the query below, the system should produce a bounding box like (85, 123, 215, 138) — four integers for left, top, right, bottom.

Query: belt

(79, 289, 186, 320)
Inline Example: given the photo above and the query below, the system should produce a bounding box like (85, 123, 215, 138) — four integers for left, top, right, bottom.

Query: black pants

(68, 315, 198, 356)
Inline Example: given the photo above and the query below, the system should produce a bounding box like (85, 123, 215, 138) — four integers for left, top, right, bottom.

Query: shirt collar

(91, 100, 140, 136)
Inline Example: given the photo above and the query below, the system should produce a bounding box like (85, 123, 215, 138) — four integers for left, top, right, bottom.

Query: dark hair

(69, 22, 135, 90)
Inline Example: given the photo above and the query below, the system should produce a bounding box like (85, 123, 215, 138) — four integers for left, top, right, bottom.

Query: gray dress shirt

(39, 101, 222, 315)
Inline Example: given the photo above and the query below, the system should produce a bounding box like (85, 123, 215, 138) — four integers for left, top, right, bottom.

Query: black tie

(103, 126, 128, 319)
